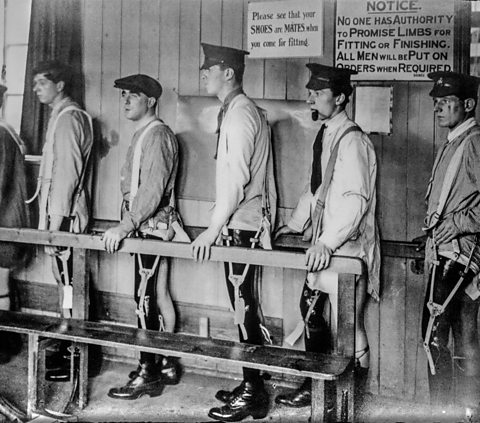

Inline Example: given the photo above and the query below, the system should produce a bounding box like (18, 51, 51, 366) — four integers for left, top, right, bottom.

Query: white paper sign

(247, 0, 323, 58)
(335, 0, 454, 80)
(354, 86, 392, 135)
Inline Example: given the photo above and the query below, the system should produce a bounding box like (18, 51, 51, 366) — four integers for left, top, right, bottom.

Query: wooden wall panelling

(84, 0, 103, 220)
(379, 256, 407, 398)
(199, 0, 222, 96)
(243, 0, 264, 99)
(286, 58, 309, 101)
(159, 0, 180, 130)
(221, 0, 244, 49)
(95, 0, 122, 221)
(406, 82, 434, 241)
(139, 0, 161, 78)
(377, 82, 409, 398)
(264, 59, 287, 100)
(178, 0, 201, 96)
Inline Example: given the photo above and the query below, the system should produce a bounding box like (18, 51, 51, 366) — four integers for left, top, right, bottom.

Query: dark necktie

(214, 104, 227, 159)
(310, 124, 326, 194)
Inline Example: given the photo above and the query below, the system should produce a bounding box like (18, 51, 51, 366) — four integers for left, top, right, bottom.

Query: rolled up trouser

(421, 257, 480, 407)
(223, 229, 264, 386)
(299, 282, 332, 354)
(135, 253, 161, 365)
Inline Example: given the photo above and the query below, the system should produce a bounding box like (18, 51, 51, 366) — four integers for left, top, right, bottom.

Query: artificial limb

(209, 229, 269, 422)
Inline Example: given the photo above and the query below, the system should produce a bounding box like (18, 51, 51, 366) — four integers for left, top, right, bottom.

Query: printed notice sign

(335, 0, 454, 80)
(247, 0, 323, 58)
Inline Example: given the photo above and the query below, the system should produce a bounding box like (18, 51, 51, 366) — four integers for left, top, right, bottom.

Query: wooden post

(311, 379, 325, 423)
(336, 272, 356, 422)
(27, 334, 39, 418)
(72, 248, 89, 409)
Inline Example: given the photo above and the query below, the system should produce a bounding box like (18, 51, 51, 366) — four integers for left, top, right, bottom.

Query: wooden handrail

(0, 227, 364, 275)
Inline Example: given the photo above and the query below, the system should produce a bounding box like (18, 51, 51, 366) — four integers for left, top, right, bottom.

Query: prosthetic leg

(276, 285, 331, 408)
(45, 249, 79, 383)
(209, 229, 269, 422)
(108, 253, 166, 400)
(423, 244, 479, 412)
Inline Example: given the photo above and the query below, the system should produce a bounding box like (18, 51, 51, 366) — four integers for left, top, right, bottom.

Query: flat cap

(200, 43, 249, 70)
(306, 64, 357, 96)
(428, 71, 480, 99)
(114, 74, 162, 99)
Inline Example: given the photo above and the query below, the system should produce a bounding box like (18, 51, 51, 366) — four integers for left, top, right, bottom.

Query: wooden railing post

(72, 248, 90, 409)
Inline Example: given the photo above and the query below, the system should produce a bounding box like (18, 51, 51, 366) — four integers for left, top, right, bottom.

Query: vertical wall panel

(379, 257, 406, 397)
(286, 58, 309, 101)
(139, 0, 161, 78)
(159, 0, 180, 129)
(243, 0, 264, 99)
(178, 0, 201, 96)
(199, 0, 222, 96)
(264, 60, 287, 100)
(221, 0, 243, 49)
(406, 82, 435, 241)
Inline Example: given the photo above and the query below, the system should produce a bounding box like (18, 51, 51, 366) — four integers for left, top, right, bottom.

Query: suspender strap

(130, 120, 163, 204)
(311, 125, 362, 243)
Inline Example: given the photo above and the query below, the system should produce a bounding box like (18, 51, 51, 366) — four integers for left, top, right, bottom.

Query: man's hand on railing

(412, 234, 428, 253)
(305, 241, 333, 272)
(191, 227, 218, 262)
(102, 225, 130, 254)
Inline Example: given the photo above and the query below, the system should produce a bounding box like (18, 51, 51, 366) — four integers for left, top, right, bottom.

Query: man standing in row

(191, 43, 276, 422)
(274, 64, 380, 409)
(31, 61, 94, 381)
(104, 74, 182, 400)
(421, 71, 480, 414)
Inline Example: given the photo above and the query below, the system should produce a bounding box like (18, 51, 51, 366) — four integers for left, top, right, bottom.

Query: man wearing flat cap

(275, 64, 380, 411)
(104, 74, 185, 399)
(191, 43, 277, 422)
(30, 61, 94, 381)
(418, 71, 480, 413)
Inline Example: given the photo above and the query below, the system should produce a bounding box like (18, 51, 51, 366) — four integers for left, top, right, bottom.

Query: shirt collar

(222, 87, 244, 109)
(447, 117, 476, 142)
(51, 96, 73, 116)
(322, 110, 348, 133)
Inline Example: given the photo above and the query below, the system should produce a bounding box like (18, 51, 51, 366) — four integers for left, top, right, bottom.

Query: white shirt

(288, 111, 380, 300)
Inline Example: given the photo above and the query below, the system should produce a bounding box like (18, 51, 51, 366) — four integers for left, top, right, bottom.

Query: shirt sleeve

(48, 111, 88, 217)
(210, 106, 256, 229)
(288, 183, 313, 232)
(452, 136, 480, 233)
(120, 127, 177, 232)
(318, 133, 374, 251)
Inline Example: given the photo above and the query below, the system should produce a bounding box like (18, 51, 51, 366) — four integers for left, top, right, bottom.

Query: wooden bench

(0, 227, 363, 422)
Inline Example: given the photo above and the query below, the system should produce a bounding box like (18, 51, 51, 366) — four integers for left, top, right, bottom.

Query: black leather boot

(208, 381, 269, 422)
(275, 378, 312, 408)
(128, 356, 180, 385)
(108, 362, 164, 400)
(215, 381, 245, 403)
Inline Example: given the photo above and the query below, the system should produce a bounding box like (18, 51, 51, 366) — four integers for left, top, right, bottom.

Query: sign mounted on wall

(247, 0, 323, 58)
(335, 0, 454, 80)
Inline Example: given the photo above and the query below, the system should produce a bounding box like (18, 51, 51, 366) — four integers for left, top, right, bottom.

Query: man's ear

(464, 98, 476, 113)
(335, 92, 346, 106)
(224, 67, 235, 82)
(56, 81, 65, 93)
(147, 97, 156, 108)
